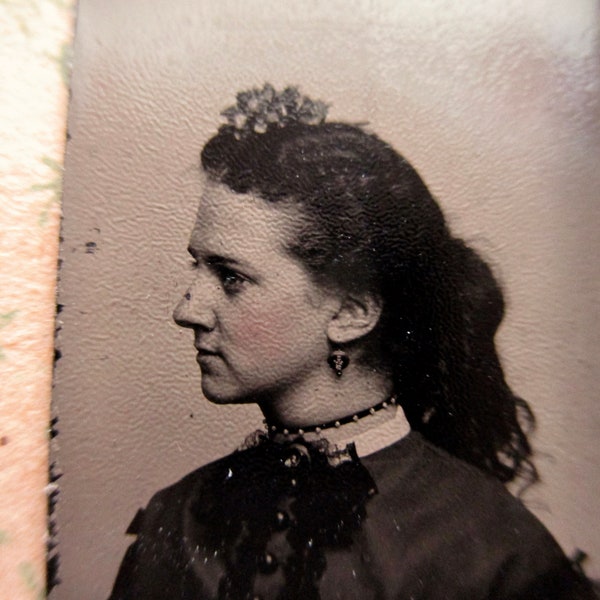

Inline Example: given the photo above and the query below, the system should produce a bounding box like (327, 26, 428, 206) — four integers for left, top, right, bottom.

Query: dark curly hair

(201, 119, 537, 487)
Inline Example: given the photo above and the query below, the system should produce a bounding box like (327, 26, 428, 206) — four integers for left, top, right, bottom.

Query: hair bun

(220, 83, 329, 139)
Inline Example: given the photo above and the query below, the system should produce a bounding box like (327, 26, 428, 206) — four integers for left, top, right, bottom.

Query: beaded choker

(266, 395, 398, 437)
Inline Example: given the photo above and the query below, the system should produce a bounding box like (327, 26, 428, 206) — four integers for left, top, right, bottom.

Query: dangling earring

(328, 348, 349, 377)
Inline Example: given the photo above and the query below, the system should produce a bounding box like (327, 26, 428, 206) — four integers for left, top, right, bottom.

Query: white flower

(220, 84, 328, 138)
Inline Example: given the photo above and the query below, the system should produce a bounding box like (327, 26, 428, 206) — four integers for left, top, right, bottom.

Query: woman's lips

(195, 347, 221, 370)
(196, 351, 221, 373)
(194, 345, 219, 356)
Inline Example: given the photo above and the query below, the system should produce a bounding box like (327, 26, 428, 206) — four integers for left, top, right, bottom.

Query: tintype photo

(53, 2, 599, 599)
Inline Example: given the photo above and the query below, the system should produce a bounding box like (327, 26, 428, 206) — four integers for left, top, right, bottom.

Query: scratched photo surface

(53, 2, 599, 599)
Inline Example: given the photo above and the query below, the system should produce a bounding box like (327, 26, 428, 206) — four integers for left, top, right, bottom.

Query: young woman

(108, 85, 595, 599)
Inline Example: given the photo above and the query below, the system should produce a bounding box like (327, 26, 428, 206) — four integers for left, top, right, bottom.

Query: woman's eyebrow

(187, 246, 246, 268)
(206, 254, 243, 267)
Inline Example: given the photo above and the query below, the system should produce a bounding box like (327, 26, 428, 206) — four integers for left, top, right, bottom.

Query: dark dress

(108, 431, 595, 599)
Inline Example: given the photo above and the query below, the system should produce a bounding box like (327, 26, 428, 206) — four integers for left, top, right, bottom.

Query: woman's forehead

(189, 183, 300, 258)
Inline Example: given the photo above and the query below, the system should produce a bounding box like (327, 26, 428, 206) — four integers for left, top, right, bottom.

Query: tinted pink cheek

(233, 305, 296, 361)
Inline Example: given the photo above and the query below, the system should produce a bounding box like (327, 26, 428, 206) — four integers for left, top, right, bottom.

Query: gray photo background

(53, 1, 599, 598)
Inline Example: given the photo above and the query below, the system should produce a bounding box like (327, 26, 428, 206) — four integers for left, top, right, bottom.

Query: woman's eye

(216, 267, 247, 293)
(188, 258, 248, 294)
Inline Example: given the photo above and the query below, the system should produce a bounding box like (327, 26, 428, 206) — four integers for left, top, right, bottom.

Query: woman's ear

(326, 292, 383, 344)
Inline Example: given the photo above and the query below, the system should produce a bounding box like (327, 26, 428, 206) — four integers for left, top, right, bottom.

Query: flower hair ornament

(220, 83, 329, 139)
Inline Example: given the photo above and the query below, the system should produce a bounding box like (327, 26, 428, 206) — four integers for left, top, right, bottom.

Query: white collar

(302, 405, 411, 458)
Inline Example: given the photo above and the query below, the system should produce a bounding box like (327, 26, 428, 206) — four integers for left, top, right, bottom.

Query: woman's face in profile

(173, 183, 338, 404)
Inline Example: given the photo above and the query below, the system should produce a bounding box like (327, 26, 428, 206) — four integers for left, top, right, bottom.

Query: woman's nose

(173, 283, 217, 331)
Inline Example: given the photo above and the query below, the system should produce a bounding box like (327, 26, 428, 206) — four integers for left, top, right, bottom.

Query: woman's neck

(259, 361, 408, 455)
(260, 361, 392, 424)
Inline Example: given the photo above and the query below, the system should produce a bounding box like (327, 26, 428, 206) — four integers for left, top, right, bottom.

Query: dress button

(274, 510, 290, 531)
(257, 551, 278, 574)
(283, 450, 301, 468)
(283, 443, 310, 468)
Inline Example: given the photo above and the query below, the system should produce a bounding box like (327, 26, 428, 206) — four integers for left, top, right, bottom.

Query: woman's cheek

(231, 299, 315, 363)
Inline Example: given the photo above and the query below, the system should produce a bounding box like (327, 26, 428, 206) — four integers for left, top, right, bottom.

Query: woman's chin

(201, 384, 232, 404)
(201, 380, 251, 405)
